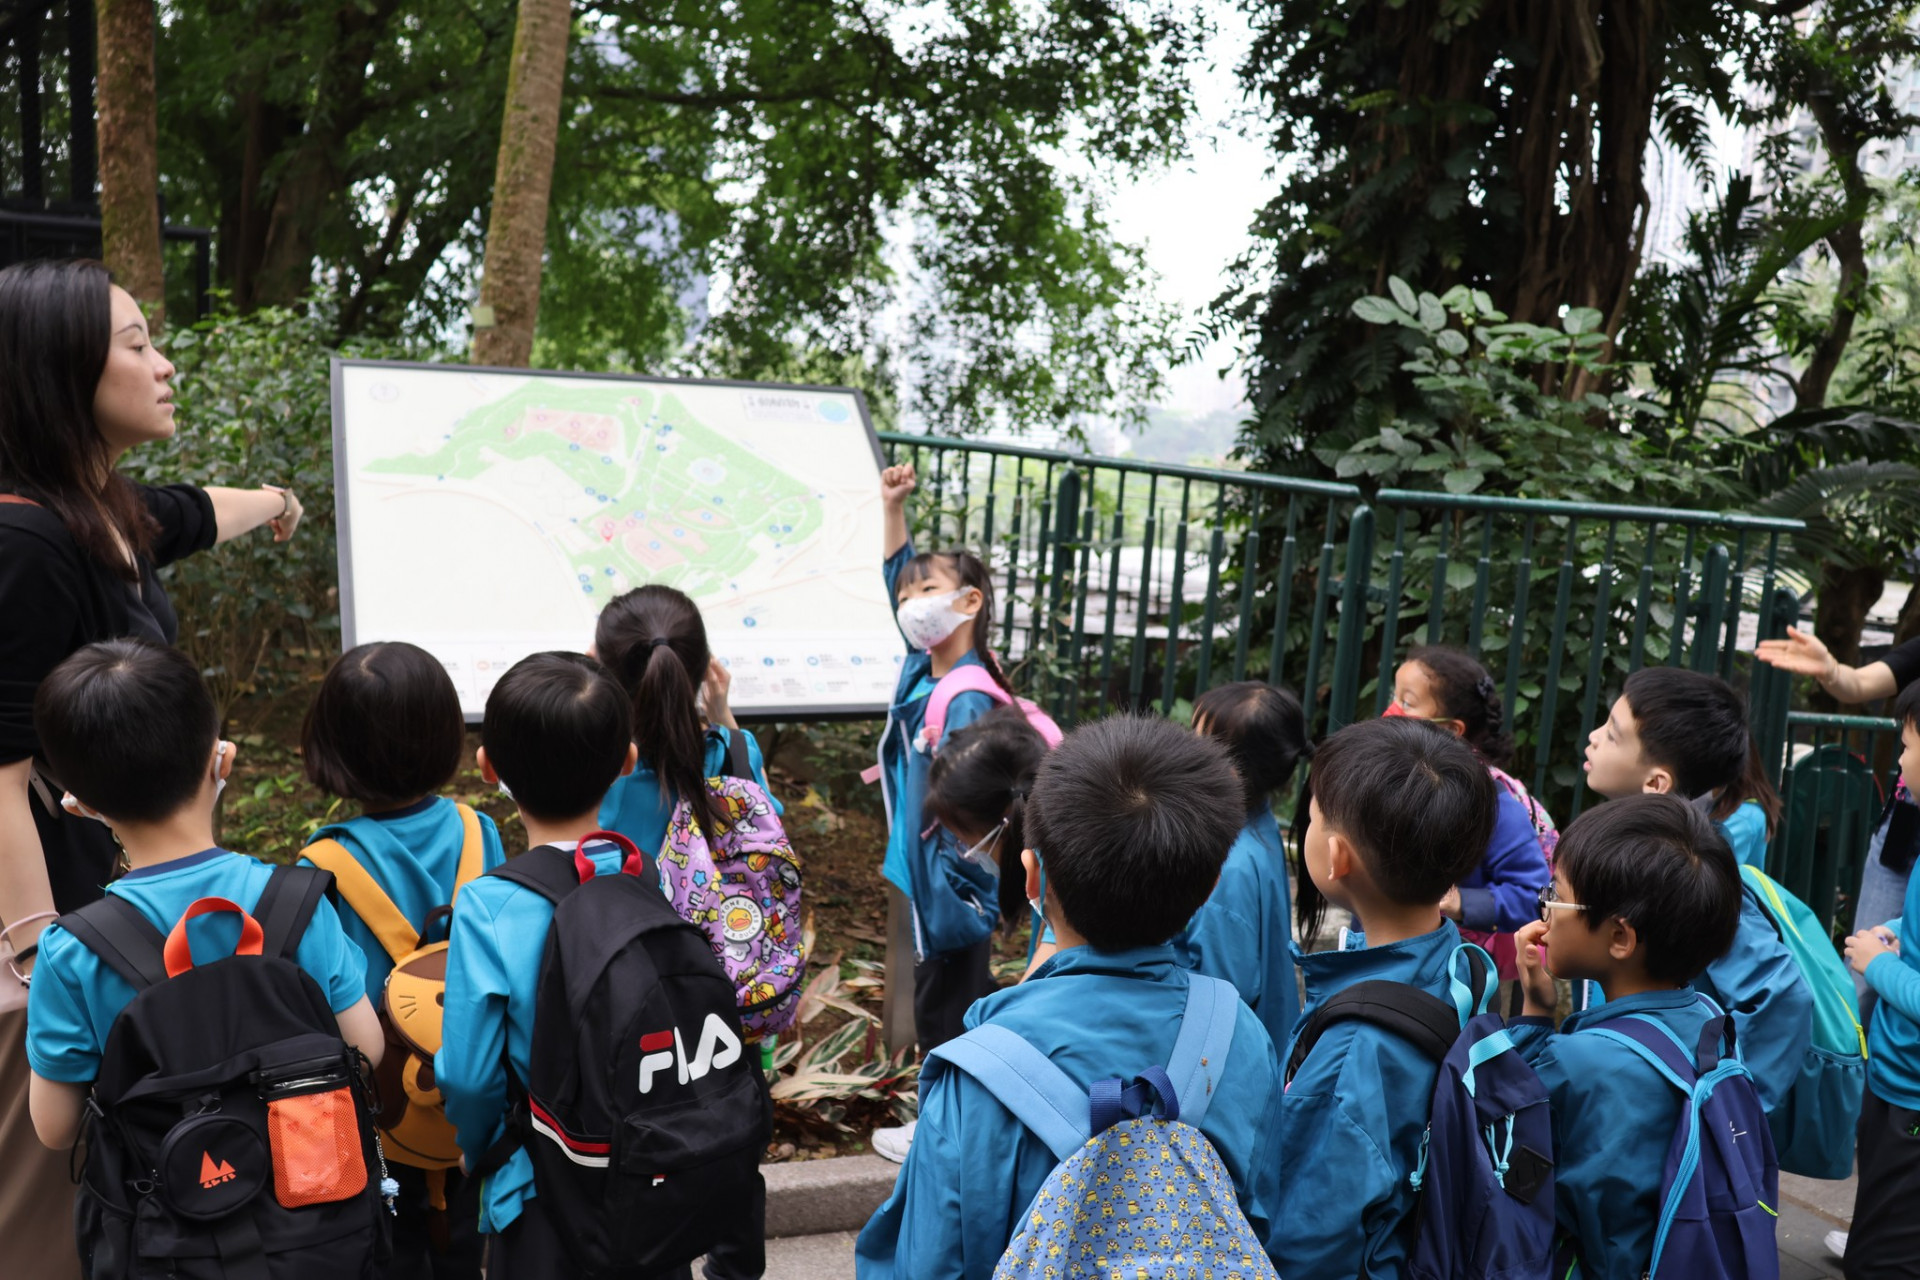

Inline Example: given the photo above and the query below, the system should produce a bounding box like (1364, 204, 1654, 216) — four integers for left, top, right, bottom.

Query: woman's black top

(1886, 636, 1920, 694)
(0, 483, 217, 910)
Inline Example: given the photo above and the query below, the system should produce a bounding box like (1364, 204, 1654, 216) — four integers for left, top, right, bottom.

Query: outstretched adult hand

(1754, 627, 1836, 681)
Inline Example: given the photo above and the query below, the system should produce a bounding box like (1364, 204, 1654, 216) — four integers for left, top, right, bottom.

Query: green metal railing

(877, 430, 1902, 925)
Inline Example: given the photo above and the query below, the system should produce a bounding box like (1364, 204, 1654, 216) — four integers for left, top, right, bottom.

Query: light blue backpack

(923, 973, 1277, 1280)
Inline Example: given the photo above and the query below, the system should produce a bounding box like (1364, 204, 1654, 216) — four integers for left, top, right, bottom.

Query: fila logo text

(638, 1014, 742, 1093)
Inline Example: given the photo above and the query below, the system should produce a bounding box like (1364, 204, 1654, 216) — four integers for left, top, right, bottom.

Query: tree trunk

(94, 0, 164, 332)
(471, 0, 571, 368)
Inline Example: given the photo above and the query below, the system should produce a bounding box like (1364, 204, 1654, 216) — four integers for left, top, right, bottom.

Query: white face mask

(955, 819, 1007, 873)
(896, 587, 977, 651)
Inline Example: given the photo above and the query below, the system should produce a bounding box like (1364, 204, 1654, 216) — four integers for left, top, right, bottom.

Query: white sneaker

(872, 1120, 917, 1164)
(1825, 1230, 1848, 1260)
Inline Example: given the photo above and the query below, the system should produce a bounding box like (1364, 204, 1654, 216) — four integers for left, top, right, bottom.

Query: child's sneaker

(872, 1119, 917, 1163)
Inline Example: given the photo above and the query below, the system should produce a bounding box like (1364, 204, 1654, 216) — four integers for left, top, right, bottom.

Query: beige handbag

(0, 912, 83, 1280)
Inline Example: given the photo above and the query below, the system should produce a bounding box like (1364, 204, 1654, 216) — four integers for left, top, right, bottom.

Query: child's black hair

(896, 549, 1019, 701)
(1025, 715, 1241, 951)
(301, 641, 466, 808)
(1192, 681, 1309, 811)
(1554, 793, 1742, 984)
(33, 638, 218, 822)
(1405, 645, 1515, 768)
(1893, 679, 1920, 734)
(482, 651, 631, 824)
(595, 585, 723, 836)
(926, 705, 1049, 926)
(1621, 667, 1782, 839)
(1292, 717, 1496, 940)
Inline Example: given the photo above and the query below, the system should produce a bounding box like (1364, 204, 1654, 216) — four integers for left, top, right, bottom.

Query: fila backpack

(54, 866, 392, 1280)
(1737, 865, 1866, 1180)
(926, 973, 1278, 1280)
(1570, 1003, 1779, 1280)
(1285, 943, 1557, 1280)
(471, 833, 770, 1278)
(659, 733, 808, 1041)
(300, 801, 486, 1172)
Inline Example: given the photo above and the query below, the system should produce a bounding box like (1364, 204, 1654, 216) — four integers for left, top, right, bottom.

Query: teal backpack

(1739, 865, 1866, 1180)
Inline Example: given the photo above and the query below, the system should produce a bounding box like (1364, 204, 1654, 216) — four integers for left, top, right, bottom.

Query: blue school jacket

(1276, 921, 1466, 1280)
(1455, 789, 1553, 933)
(27, 848, 367, 1083)
(300, 796, 507, 995)
(1508, 989, 1723, 1280)
(1720, 800, 1769, 870)
(854, 944, 1285, 1280)
(438, 838, 628, 1234)
(598, 725, 782, 856)
(1862, 874, 1920, 1109)
(1172, 805, 1298, 1046)
(1691, 889, 1812, 1114)
(878, 541, 997, 957)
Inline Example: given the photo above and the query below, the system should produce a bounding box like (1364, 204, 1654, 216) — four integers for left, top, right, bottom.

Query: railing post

(1689, 544, 1730, 673)
(1327, 504, 1375, 733)
(1049, 467, 1082, 720)
(1755, 587, 1800, 792)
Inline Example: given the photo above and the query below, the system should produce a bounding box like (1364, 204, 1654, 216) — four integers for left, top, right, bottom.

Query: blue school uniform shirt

(1691, 864, 1812, 1115)
(1455, 789, 1552, 933)
(438, 838, 636, 1234)
(26, 848, 368, 1083)
(1719, 799, 1769, 869)
(1276, 921, 1465, 1280)
(300, 796, 507, 995)
(854, 943, 1284, 1280)
(878, 541, 997, 957)
(1507, 989, 1722, 1280)
(1172, 805, 1298, 1046)
(598, 725, 781, 856)
(1861, 868, 1920, 1109)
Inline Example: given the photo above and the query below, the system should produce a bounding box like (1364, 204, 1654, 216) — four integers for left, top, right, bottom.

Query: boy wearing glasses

(1508, 794, 1749, 1280)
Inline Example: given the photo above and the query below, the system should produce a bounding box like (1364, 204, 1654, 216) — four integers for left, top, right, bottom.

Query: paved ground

(752, 1175, 1858, 1280)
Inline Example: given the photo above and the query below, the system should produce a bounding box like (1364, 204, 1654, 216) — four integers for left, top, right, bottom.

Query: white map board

(331, 359, 905, 718)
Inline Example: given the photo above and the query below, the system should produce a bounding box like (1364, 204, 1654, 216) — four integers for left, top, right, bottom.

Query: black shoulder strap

(486, 845, 583, 905)
(720, 728, 754, 783)
(55, 895, 169, 991)
(253, 864, 334, 960)
(1286, 980, 1461, 1085)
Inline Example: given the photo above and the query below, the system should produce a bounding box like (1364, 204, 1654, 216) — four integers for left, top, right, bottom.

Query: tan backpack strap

(301, 837, 419, 962)
(451, 803, 484, 897)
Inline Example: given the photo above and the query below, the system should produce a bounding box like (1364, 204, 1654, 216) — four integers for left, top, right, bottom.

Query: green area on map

(365, 382, 822, 600)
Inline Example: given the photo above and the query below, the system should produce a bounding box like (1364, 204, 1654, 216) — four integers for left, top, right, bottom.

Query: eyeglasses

(1537, 884, 1590, 922)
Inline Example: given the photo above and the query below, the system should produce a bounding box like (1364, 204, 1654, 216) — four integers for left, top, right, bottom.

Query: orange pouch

(262, 1075, 368, 1209)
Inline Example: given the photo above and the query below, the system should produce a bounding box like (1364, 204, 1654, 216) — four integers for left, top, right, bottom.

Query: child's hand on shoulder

(881, 464, 917, 506)
(1846, 927, 1897, 975)
(1514, 920, 1556, 1017)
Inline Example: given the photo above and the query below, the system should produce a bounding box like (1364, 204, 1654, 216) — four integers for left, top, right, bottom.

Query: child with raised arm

(855, 715, 1285, 1279)
(1174, 680, 1310, 1045)
(1581, 666, 1810, 1110)
(1509, 794, 1752, 1280)
(1276, 716, 1497, 1280)
(870, 463, 1022, 1157)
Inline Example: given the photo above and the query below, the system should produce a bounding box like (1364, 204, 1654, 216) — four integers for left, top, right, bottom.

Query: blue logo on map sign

(817, 400, 851, 424)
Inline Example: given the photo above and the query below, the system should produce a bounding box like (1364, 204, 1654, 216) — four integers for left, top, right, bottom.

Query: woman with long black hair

(0, 259, 307, 1274)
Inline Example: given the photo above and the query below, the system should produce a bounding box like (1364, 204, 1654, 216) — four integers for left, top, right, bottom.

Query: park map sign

(331, 360, 905, 719)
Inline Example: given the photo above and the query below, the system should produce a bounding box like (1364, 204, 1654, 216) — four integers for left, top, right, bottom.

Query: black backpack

(471, 833, 771, 1278)
(55, 865, 392, 1280)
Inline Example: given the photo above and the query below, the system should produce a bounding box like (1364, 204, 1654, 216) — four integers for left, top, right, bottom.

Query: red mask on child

(1381, 701, 1411, 719)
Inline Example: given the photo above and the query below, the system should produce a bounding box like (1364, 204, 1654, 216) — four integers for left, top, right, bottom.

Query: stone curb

(765, 1155, 900, 1239)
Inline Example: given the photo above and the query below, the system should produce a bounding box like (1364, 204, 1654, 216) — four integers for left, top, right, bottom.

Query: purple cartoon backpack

(659, 734, 807, 1041)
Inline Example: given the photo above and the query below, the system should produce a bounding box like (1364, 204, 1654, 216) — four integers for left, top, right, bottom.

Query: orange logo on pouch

(199, 1152, 237, 1189)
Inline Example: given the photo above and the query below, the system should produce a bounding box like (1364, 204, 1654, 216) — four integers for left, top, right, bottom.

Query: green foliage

(1337, 280, 1676, 501)
(122, 298, 419, 715)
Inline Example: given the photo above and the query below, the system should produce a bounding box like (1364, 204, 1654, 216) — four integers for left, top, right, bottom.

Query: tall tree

(471, 0, 571, 367)
(95, 0, 164, 329)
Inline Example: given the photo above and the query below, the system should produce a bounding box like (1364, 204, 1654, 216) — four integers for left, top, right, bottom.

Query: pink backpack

(658, 739, 807, 1042)
(1486, 764, 1559, 862)
(916, 665, 1064, 755)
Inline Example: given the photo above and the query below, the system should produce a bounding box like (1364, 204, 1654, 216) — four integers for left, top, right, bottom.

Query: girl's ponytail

(1717, 734, 1783, 841)
(595, 585, 723, 835)
(1291, 743, 1328, 942)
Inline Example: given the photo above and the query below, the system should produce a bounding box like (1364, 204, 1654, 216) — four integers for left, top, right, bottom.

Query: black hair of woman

(1404, 644, 1515, 768)
(1192, 681, 1310, 812)
(896, 549, 1020, 701)
(594, 584, 724, 835)
(925, 705, 1049, 927)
